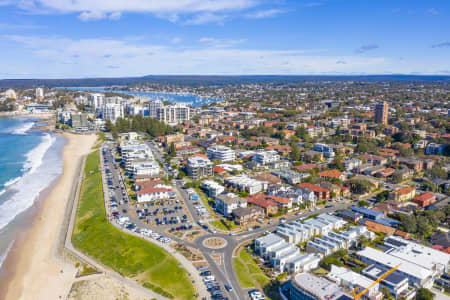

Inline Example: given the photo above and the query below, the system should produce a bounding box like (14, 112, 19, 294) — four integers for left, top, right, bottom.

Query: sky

(0, 0, 449, 78)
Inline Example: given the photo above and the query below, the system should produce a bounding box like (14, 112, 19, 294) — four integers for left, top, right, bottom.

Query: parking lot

(102, 144, 196, 236)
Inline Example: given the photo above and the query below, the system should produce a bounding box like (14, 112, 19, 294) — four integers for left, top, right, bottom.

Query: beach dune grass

(72, 151, 196, 299)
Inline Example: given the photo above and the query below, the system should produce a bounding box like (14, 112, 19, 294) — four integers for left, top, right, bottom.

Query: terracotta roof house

(213, 166, 228, 175)
(253, 173, 282, 184)
(246, 195, 278, 216)
(358, 154, 388, 166)
(365, 220, 396, 236)
(246, 193, 292, 209)
(375, 168, 396, 178)
(318, 169, 345, 181)
(389, 186, 416, 202)
(378, 148, 400, 158)
(394, 230, 411, 240)
(136, 187, 175, 203)
(413, 192, 436, 208)
(265, 145, 292, 156)
(298, 182, 330, 201)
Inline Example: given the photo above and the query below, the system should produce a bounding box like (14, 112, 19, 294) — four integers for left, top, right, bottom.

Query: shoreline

(0, 133, 97, 300)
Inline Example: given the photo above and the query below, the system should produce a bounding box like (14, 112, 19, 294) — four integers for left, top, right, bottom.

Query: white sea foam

(0, 133, 61, 230)
(0, 189, 5, 197)
(3, 176, 21, 187)
(11, 121, 35, 135)
(0, 240, 14, 270)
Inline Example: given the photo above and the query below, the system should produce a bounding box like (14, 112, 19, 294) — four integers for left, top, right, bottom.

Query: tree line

(105, 115, 173, 138)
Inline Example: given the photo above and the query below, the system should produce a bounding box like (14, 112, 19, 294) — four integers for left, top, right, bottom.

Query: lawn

(91, 132, 106, 150)
(194, 187, 216, 215)
(72, 151, 196, 300)
(233, 247, 279, 299)
(211, 220, 229, 231)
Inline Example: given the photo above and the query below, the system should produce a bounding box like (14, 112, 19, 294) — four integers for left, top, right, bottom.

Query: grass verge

(233, 247, 280, 300)
(72, 150, 196, 300)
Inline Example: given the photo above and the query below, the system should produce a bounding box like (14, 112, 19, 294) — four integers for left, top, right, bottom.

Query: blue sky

(0, 0, 449, 78)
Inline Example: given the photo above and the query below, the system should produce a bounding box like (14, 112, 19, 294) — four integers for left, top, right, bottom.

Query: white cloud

(183, 12, 227, 25)
(198, 37, 247, 48)
(78, 11, 106, 21)
(4, 0, 261, 22)
(2, 35, 395, 78)
(244, 8, 285, 19)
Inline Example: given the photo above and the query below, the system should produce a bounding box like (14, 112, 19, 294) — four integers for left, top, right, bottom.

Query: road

(104, 140, 350, 300)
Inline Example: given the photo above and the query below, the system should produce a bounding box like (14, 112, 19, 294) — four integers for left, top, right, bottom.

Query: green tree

(417, 216, 433, 238)
(290, 143, 301, 161)
(416, 288, 434, 300)
(168, 143, 176, 157)
(295, 126, 309, 141)
(348, 179, 374, 194)
(399, 215, 417, 233)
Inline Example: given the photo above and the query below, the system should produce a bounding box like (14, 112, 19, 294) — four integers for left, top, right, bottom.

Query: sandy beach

(0, 133, 97, 300)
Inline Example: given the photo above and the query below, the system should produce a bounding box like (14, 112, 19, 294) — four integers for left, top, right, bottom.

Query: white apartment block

(147, 100, 164, 118)
(102, 103, 124, 123)
(130, 160, 160, 177)
(201, 180, 225, 198)
(224, 175, 268, 195)
(156, 103, 190, 124)
(254, 233, 322, 273)
(90, 93, 105, 112)
(207, 145, 236, 162)
(252, 150, 280, 165)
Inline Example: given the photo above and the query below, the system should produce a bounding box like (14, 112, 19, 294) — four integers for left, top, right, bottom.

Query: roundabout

(202, 237, 228, 249)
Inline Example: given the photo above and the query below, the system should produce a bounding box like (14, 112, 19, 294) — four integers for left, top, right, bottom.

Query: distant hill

(0, 75, 449, 88)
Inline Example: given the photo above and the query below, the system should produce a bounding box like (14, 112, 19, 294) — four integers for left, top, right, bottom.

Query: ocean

(0, 117, 64, 270)
(61, 87, 222, 107)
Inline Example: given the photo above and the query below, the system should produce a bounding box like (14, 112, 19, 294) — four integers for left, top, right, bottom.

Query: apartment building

(252, 149, 280, 165)
(215, 194, 247, 217)
(102, 103, 124, 123)
(186, 155, 213, 179)
(207, 145, 236, 162)
(156, 103, 190, 124)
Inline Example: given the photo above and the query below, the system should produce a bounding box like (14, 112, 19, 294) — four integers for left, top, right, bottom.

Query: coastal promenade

(62, 148, 165, 300)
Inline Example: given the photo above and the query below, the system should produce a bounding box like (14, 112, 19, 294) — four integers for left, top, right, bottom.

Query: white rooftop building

(357, 247, 434, 288)
(224, 175, 268, 195)
(252, 149, 280, 165)
(207, 145, 236, 162)
(328, 266, 383, 300)
(290, 273, 350, 300)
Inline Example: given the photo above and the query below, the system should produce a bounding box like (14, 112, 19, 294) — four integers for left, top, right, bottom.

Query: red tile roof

(247, 195, 278, 209)
(365, 220, 396, 235)
(213, 166, 228, 174)
(414, 192, 435, 202)
(298, 182, 329, 193)
(318, 169, 344, 178)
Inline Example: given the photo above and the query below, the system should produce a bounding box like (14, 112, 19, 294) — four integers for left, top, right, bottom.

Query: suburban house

(232, 206, 265, 225)
(413, 192, 436, 208)
(298, 182, 330, 201)
(389, 186, 416, 202)
(136, 187, 176, 203)
(318, 169, 345, 181)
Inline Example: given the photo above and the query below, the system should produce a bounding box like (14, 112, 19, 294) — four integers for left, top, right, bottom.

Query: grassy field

(233, 247, 281, 300)
(72, 151, 196, 300)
